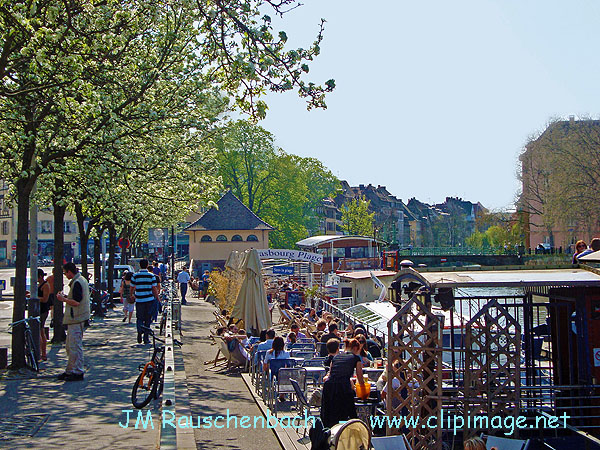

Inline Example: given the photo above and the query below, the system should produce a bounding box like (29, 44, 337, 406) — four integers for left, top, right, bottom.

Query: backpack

(309, 417, 330, 450)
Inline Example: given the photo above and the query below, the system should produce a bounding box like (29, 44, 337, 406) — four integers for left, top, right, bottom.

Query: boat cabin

(296, 235, 385, 274)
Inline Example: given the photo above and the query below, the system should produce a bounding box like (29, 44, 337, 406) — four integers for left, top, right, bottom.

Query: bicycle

(8, 316, 40, 372)
(158, 279, 176, 336)
(131, 326, 182, 408)
(158, 305, 168, 336)
(89, 286, 111, 318)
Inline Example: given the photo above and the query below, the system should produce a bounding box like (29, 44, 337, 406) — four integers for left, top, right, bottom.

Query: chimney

(569, 115, 575, 123)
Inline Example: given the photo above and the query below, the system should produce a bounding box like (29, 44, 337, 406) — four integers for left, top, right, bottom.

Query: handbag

(309, 387, 322, 407)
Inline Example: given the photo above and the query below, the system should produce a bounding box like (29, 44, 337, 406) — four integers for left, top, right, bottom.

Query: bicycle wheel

(25, 331, 39, 372)
(132, 367, 156, 408)
(152, 367, 163, 400)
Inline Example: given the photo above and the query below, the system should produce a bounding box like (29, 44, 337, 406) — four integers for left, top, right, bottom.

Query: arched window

(232, 235, 243, 241)
(247, 234, 258, 242)
(216, 235, 227, 242)
(201, 235, 212, 242)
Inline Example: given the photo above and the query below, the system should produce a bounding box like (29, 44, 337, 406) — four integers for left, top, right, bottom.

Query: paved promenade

(0, 295, 282, 450)
(0, 311, 161, 448)
(178, 296, 282, 450)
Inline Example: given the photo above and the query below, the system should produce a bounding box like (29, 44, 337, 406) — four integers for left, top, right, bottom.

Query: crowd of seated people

(213, 277, 384, 378)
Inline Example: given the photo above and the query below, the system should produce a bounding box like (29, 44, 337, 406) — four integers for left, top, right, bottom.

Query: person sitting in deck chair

(216, 327, 250, 364)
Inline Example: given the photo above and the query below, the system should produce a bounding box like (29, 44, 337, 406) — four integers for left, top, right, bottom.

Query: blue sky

(260, 0, 600, 210)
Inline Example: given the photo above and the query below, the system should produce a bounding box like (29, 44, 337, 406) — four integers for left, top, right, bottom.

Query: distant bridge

(386, 247, 573, 268)
(402, 254, 523, 268)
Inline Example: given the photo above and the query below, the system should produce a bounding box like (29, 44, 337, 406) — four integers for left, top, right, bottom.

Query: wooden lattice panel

(464, 299, 521, 439)
(387, 296, 443, 450)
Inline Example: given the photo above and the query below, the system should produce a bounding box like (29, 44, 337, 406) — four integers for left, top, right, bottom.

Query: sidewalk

(0, 295, 284, 449)
(0, 309, 161, 449)
(178, 296, 283, 450)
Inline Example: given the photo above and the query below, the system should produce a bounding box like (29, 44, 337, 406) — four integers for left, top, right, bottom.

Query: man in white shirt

(177, 267, 191, 305)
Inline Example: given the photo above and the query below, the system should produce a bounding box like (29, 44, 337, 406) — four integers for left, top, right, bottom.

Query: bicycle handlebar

(9, 316, 40, 327)
(139, 325, 182, 347)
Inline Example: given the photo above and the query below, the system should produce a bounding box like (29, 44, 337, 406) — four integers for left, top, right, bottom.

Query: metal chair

(289, 342, 316, 351)
(371, 434, 412, 450)
(266, 358, 296, 407)
(291, 350, 315, 360)
(253, 351, 267, 397)
(290, 378, 318, 437)
(302, 357, 326, 366)
(250, 348, 263, 385)
(485, 435, 530, 450)
(301, 358, 327, 385)
(272, 367, 306, 417)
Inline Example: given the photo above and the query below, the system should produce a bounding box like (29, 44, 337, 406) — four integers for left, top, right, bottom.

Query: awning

(414, 268, 600, 288)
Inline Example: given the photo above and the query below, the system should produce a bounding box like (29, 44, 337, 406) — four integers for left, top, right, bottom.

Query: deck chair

(210, 336, 248, 371)
(371, 435, 412, 450)
(213, 311, 228, 328)
(277, 304, 294, 326)
(485, 435, 530, 450)
(328, 419, 371, 450)
(204, 331, 228, 368)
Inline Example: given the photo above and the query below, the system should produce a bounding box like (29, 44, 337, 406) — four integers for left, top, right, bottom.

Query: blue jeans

(136, 301, 154, 341)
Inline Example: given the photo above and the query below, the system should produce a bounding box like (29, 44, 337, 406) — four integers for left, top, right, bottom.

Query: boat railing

(320, 297, 387, 350)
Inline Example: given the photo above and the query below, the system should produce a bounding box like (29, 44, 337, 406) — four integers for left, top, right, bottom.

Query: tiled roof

(185, 191, 274, 231)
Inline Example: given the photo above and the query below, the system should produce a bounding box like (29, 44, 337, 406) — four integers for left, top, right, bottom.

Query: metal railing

(320, 297, 387, 350)
(394, 247, 521, 256)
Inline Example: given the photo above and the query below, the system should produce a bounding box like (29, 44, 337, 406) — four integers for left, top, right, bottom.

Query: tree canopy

(0, 0, 335, 368)
(215, 120, 339, 248)
(340, 195, 375, 236)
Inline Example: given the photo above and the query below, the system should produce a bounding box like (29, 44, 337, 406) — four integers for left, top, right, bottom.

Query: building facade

(185, 191, 273, 274)
(519, 118, 600, 250)
(0, 181, 79, 266)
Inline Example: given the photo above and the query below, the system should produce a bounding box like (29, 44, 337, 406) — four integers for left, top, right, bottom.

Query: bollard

(0, 348, 7, 369)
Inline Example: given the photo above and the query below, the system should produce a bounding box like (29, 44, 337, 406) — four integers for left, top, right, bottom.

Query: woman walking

(37, 269, 51, 361)
(120, 271, 135, 323)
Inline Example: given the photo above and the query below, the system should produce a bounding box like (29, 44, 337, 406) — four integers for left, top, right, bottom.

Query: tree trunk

(93, 233, 103, 316)
(74, 202, 93, 279)
(120, 227, 128, 265)
(51, 196, 67, 343)
(10, 179, 35, 369)
(107, 223, 116, 299)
